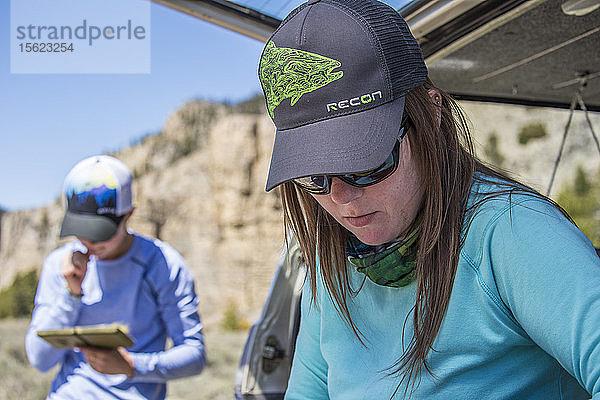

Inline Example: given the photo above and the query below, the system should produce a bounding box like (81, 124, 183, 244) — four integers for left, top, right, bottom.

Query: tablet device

(37, 324, 134, 349)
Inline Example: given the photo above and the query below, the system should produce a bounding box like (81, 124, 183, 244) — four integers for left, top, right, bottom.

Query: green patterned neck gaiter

(346, 224, 420, 288)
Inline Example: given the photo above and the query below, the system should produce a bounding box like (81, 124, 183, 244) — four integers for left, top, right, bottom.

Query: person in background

(257, 0, 600, 398)
(26, 155, 206, 399)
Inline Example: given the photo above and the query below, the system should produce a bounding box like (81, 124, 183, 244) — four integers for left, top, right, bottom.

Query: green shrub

(518, 122, 547, 145)
(573, 166, 591, 196)
(557, 166, 600, 246)
(0, 318, 58, 399)
(39, 211, 49, 233)
(233, 93, 266, 114)
(220, 302, 250, 331)
(38, 211, 49, 243)
(170, 134, 198, 163)
(220, 302, 240, 331)
(483, 132, 505, 167)
(0, 269, 38, 319)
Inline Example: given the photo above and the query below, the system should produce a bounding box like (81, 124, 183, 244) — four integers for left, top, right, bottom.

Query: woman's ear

(428, 88, 442, 128)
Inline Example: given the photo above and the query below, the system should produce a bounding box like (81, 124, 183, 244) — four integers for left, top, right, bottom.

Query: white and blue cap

(259, 0, 428, 191)
(60, 155, 133, 242)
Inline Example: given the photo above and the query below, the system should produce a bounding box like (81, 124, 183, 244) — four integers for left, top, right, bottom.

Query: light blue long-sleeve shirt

(26, 234, 206, 400)
(285, 183, 600, 399)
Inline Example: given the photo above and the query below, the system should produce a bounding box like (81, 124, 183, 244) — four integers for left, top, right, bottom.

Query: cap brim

(265, 96, 406, 191)
(60, 211, 119, 242)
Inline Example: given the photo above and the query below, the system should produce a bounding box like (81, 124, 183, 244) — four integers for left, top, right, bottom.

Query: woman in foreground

(258, 0, 600, 398)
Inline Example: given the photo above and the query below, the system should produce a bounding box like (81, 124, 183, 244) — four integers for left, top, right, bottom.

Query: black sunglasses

(293, 116, 412, 195)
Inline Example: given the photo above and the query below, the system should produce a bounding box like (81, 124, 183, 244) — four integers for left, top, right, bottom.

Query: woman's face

(311, 136, 424, 246)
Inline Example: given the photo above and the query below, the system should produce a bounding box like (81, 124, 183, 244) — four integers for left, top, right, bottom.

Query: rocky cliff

(0, 98, 598, 326)
(0, 100, 283, 326)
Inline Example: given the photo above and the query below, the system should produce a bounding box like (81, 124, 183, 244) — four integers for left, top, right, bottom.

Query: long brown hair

(279, 78, 567, 397)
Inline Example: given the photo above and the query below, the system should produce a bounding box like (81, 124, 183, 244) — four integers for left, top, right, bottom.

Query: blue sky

(0, 1, 265, 211)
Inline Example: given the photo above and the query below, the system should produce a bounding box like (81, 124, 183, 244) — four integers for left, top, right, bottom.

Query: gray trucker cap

(258, 0, 428, 191)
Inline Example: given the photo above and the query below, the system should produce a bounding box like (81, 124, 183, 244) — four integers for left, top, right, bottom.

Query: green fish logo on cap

(259, 41, 344, 118)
